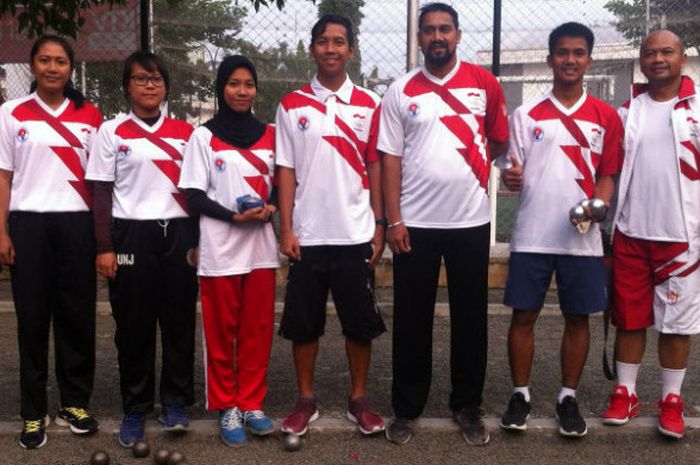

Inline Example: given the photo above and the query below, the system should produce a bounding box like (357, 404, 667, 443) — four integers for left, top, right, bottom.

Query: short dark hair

(548, 22, 595, 56)
(122, 51, 170, 101)
(311, 14, 354, 47)
(419, 2, 459, 30)
(29, 35, 85, 108)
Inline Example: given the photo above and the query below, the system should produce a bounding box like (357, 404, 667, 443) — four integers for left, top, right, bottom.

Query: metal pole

(140, 0, 150, 52)
(491, 0, 502, 77)
(407, 0, 419, 71)
(645, 0, 650, 36)
(489, 0, 502, 245)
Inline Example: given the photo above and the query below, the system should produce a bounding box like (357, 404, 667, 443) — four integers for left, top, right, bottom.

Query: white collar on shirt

(310, 74, 354, 104)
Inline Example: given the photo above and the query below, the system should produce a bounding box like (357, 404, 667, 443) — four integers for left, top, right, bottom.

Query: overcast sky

(240, 0, 625, 79)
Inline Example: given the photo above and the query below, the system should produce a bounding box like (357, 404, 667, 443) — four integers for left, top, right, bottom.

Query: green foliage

(1, 0, 315, 39)
(606, 0, 700, 54)
(83, 0, 246, 119)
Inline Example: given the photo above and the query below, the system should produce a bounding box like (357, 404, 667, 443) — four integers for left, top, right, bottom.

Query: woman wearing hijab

(179, 55, 279, 447)
(86, 51, 198, 448)
(0, 35, 102, 449)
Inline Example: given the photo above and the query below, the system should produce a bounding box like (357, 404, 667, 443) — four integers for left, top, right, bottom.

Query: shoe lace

(23, 419, 42, 433)
(508, 394, 528, 414)
(660, 398, 683, 421)
(244, 410, 266, 421)
(64, 407, 89, 420)
(222, 408, 242, 429)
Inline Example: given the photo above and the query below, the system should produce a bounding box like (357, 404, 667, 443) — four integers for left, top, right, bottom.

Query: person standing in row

(0, 35, 102, 449)
(276, 14, 387, 437)
(602, 30, 700, 440)
(499, 22, 623, 437)
(379, 2, 509, 445)
(86, 51, 198, 448)
(180, 55, 279, 447)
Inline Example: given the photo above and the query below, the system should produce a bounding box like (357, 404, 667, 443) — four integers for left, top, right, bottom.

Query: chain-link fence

(0, 0, 697, 242)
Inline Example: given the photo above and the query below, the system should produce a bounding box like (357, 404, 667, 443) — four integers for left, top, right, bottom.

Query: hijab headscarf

(204, 55, 266, 148)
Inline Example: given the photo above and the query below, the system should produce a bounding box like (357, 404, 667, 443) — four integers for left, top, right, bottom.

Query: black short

(279, 243, 386, 343)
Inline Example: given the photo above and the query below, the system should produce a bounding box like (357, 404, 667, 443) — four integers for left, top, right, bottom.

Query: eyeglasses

(130, 75, 165, 87)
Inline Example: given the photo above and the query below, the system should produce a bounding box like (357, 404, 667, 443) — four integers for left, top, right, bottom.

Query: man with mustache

(378, 2, 509, 446)
(602, 30, 700, 440)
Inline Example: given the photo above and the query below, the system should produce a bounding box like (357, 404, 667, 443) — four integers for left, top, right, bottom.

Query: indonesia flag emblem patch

(408, 102, 420, 117)
(532, 126, 544, 142)
(214, 158, 226, 172)
(297, 116, 310, 131)
(118, 144, 131, 157)
(16, 127, 28, 143)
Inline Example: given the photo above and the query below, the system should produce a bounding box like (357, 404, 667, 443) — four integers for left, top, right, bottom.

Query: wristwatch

(375, 218, 388, 227)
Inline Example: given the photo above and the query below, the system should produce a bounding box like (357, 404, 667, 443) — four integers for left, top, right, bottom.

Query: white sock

(616, 361, 640, 396)
(513, 386, 530, 402)
(558, 387, 576, 404)
(661, 367, 686, 399)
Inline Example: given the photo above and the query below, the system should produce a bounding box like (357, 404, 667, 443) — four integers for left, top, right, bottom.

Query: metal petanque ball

(133, 441, 150, 459)
(284, 433, 303, 452)
(589, 198, 608, 222)
(90, 450, 110, 465)
(154, 448, 170, 465)
(569, 205, 587, 223)
(167, 450, 186, 465)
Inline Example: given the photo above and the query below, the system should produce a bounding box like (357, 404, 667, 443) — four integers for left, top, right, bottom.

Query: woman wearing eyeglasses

(86, 51, 198, 448)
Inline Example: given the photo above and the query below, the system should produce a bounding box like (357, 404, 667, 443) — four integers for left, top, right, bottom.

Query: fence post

(489, 0, 503, 246)
(140, 0, 150, 52)
(407, 0, 419, 71)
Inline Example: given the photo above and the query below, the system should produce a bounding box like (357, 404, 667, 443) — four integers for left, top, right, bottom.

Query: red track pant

(200, 269, 275, 411)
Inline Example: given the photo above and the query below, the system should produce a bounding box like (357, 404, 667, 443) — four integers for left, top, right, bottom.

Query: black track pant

(109, 218, 198, 415)
(10, 211, 96, 420)
(391, 224, 490, 419)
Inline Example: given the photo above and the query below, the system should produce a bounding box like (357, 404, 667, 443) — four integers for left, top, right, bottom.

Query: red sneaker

(281, 397, 319, 435)
(602, 385, 640, 425)
(658, 393, 684, 439)
(346, 397, 385, 435)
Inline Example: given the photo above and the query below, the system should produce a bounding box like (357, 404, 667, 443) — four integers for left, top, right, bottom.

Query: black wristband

(375, 218, 388, 227)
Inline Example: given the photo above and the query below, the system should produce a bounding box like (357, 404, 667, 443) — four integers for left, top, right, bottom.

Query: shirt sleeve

(598, 109, 624, 177)
(85, 122, 117, 182)
(365, 103, 381, 163)
(483, 73, 509, 143)
(377, 83, 405, 157)
(275, 102, 296, 169)
(494, 107, 524, 169)
(178, 129, 211, 191)
(0, 105, 15, 171)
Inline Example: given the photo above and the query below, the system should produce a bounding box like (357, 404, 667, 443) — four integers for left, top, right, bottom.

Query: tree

(82, 0, 246, 119)
(2, 0, 314, 39)
(606, 0, 700, 55)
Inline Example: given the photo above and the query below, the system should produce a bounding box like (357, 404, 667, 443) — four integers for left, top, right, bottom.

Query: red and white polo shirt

(86, 112, 193, 219)
(507, 92, 623, 256)
(179, 125, 279, 276)
(0, 93, 102, 211)
(378, 60, 509, 228)
(275, 75, 380, 246)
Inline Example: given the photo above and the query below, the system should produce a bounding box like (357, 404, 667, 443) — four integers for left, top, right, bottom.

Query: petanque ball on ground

(90, 450, 110, 465)
(154, 448, 170, 465)
(284, 433, 303, 452)
(167, 450, 186, 465)
(133, 440, 151, 458)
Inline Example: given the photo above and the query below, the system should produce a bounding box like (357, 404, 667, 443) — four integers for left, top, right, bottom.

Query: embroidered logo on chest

(297, 116, 310, 131)
(118, 144, 131, 157)
(214, 158, 226, 172)
(408, 102, 420, 118)
(532, 126, 544, 142)
(16, 127, 28, 143)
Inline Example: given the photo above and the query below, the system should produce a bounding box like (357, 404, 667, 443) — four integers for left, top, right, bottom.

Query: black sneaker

(500, 392, 531, 431)
(556, 396, 587, 437)
(56, 406, 99, 435)
(385, 417, 414, 445)
(19, 415, 49, 449)
(453, 405, 490, 446)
